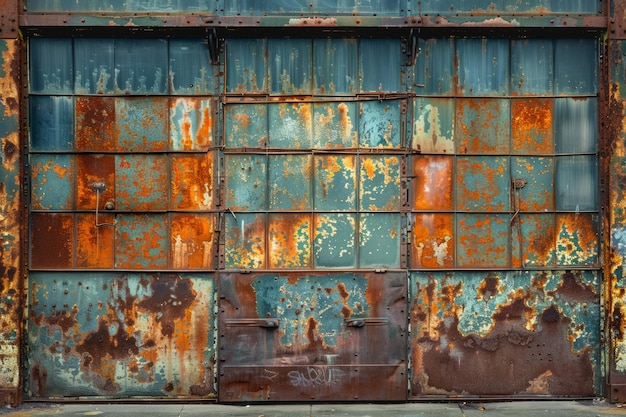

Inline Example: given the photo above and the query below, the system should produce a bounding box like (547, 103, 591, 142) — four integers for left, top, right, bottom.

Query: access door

(218, 271, 407, 402)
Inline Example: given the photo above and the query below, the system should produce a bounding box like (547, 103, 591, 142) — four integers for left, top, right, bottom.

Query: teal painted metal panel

(29, 38, 72, 94)
(359, 155, 401, 211)
(555, 155, 598, 211)
(359, 100, 402, 148)
(313, 155, 356, 211)
(268, 102, 312, 149)
(74, 38, 114, 95)
(556, 213, 599, 267)
(409, 270, 601, 396)
(511, 156, 554, 211)
(313, 39, 358, 94)
(225, 39, 267, 93)
(30, 154, 74, 210)
(455, 98, 510, 154)
(269, 155, 312, 210)
(414, 39, 454, 96)
(269, 39, 312, 95)
(457, 38, 509, 96)
(555, 97, 598, 154)
(225, 104, 268, 148)
(555, 39, 598, 95)
(27, 272, 216, 397)
(360, 40, 401, 92)
(169, 39, 215, 95)
(359, 213, 401, 268)
(314, 214, 356, 268)
(514, 214, 556, 267)
(29, 96, 74, 151)
(116, 98, 168, 152)
(419, 0, 601, 14)
(313, 102, 357, 149)
(511, 39, 554, 96)
(224, 155, 267, 211)
(113, 39, 167, 95)
(268, 213, 312, 268)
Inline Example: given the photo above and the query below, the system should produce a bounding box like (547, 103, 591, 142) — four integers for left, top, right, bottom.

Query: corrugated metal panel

(313, 155, 356, 211)
(27, 272, 216, 397)
(268, 103, 312, 149)
(410, 270, 601, 397)
(457, 38, 509, 96)
(313, 102, 357, 148)
(218, 271, 407, 402)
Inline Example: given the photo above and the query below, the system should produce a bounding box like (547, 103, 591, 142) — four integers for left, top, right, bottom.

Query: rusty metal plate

(30, 213, 73, 269)
(456, 98, 510, 154)
(359, 213, 401, 268)
(76, 154, 115, 211)
(511, 39, 554, 96)
(313, 155, 356, 211)
(409, 270, 601, 397)
(456, 214, 509, 268)
(116, 97, 168, 152)
(556, 213, 599, 267)
(114, 214, 168, 269)
(511, 98, 553, 153)
(512, 214, 556, 268)
(411, 213, 454, 269)
(313, 214, 356, 268)
(75, 97, 115, 151)
(268, 102, 312, 149)
(268, 213, 312, 268)
(30, 96, 74, 151)
(170, 98, 213, 151)
(223, 213, 266, 269)
(455, 156, 509, 212)
(359, 100, 401, 148)
(457, 38, 509, 96)
(76, 213, 115, 269)
(115, 154, 168, 211)
(27, 272, 216, 398)
(30, 154, 74, 210)
(359, 155, 401, 211)
(269, 155, 312, 210)
(412, 98, 454, 153)
(224, 154, 267, 211)
(225, 103, 267, 148)
(411, 155, 453, 211)
(312, 102, 357, 149)
(218, 271, 407, 402)
(170, 214, 216, 269)
(170, 153, 214, 210)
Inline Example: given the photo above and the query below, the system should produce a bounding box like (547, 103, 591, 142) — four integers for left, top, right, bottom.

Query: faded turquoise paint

(268, 102, 312, 149)
(414, 39, 455, 96)
(359, 100, 401, 148)
(314, 39, 358, 95)
(225, 104, 267, 148)
(224, 155, 267, 211)
(555, 39, 598, 95)
(269, 39, 312, 95)
(116, 98, 168, 152)
(359, 40, 401, 92)
(314, 214, 356, 268)
(313, 102, 357, 149)
(252, 273, 369, 347)
(27, 272, 216, 397)
(359, 155, 401, 211)
(170, 98, 213, 151)
(511, 39, 554, 96)
(223, 213, 266, 269)
(455, 156, 509, 212)
(115, 154, 168, 210)
(169, 39, 216, 95)
(409, 270, 602, 395)
(30, 154, 74, 210)
(313, 155, 356, 211)
(456, 99, 510, 154)
(419, 0, 601, 14)
(29, 96, 74, 151)
(359, 213, 401, 268)
(511, 157, 554, 211)
(269, 155, 312, 210)
(457, 38, 510, 96)
(225, 39, 267, 93)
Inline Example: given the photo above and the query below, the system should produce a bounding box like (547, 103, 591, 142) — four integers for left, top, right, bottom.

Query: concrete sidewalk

(2, 401, 626, 417)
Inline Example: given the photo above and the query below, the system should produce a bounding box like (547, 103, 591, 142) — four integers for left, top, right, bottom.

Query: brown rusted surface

(76, 97, 115, 151)
(218, 271, 407, 402)
(410, 271, 600, 397)
(0, 0, 18, 39)
(0, 37, 21, 406)
(511, 99, 553, 154)
(30, 213, 73, 269)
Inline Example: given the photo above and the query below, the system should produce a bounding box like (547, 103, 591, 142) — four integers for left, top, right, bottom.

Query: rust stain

(76, 97, 115, 151)
(511, 99, 553, 153)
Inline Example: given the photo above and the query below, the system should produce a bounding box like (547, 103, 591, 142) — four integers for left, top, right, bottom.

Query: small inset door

(218, 271, 407, 402)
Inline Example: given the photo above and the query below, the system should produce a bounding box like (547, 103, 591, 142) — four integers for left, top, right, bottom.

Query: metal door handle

(346, 319, 365, 328)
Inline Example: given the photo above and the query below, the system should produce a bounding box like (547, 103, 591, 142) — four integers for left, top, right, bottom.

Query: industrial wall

(0, 0, 624, 405)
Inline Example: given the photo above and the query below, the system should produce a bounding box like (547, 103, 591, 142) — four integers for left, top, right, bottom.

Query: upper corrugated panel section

(24, 0, 601, 15)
